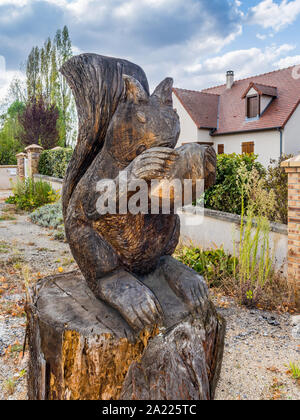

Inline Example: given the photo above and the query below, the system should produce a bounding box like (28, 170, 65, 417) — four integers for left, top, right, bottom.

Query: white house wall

(213, 129, 281, 167)
(197, 128, 213, 143)
(172, 93, 198, 146)
(283, 103, 300, 156)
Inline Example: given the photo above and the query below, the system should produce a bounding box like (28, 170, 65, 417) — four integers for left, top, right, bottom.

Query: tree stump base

(26, 270, 225, 400)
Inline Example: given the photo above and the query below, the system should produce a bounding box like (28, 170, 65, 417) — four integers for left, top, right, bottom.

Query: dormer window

(247, 95, 259, 118)
(242, 82, 277, 120)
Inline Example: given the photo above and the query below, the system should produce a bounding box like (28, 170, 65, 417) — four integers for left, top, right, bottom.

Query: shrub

(0, 100, 24, 165)
(264, 155, 293, 225)
(38, 147, 73, 179)
(177, 177, 296, 311)
(204, 153, 265, 215)
(30, 202, 63, 229)
(0, 136, 22, 165)
(6, 178, 60, 211)
(175, 246, 237, 287)
(30, 202, 65, 241)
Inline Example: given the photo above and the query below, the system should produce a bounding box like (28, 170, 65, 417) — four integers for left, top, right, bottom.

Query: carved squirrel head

(104, 75, 180, 166)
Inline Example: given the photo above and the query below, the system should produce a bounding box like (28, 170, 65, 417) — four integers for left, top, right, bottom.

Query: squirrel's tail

(60, 53, 149, 216)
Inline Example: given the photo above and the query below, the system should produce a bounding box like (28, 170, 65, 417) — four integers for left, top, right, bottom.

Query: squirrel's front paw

(131, 147, 178, 182)
(98, 270, 164, 332)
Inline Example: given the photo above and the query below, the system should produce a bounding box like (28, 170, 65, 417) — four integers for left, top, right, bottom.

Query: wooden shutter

(218, 144, 224, 154)
(247, 96, 259, 118)
(242, 142, 254, 154)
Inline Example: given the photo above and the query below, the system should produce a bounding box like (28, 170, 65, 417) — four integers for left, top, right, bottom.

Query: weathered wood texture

(60, 54, 217, 331)
(26, 270, 225, 400)
(26, 54, 224, 400)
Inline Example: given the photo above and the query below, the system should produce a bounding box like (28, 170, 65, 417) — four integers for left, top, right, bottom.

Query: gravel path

(214, 295, 300, 400)
(0, 195, 77, 400)
(0, 193, 299, 400)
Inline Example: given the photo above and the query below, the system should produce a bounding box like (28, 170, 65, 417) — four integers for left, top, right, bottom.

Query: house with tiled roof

(172, 66, 300, 166)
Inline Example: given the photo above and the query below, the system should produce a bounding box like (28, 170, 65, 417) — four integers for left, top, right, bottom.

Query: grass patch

(0, 241, 10, 254)
(4, 378, 16, 396)
(288, 362, 300, 381)
(175, 244, 294, 312)
(0, 214, 16, 221)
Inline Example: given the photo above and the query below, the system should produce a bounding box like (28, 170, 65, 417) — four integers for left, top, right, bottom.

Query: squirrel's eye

(136, 145, 146, 156)
(136, 112, 146, 123)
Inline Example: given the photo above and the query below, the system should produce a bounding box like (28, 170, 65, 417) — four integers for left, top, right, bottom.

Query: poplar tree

(25, 26, 75, 147)
(26, 47, 40, 99)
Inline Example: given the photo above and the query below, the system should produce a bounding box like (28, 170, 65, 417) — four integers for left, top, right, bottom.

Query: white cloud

(256, 33, 267, 40)
(0, 0, 29, 5)
(0, 55, 24, 100)
(249, 0, 300, 31)
(276, 55, 300, 67)
(182, 43, 296, 89)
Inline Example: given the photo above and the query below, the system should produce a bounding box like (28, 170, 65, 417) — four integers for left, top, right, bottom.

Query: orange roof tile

(173, 88, 219, 129)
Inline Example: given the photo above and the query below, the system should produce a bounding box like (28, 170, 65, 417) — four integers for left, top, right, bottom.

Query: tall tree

(55, 26, 73, 146)
(26, 47, 41, 100)
(0, 101, 25, 164)
(19, 96, 59, 150)
(25, 26, 75, 147)
(40, 37, 52, 101)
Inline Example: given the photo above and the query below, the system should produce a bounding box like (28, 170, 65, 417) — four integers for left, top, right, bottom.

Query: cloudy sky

(1, 0, 300, 99)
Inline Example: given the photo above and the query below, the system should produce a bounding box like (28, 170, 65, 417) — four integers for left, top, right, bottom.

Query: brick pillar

(16, 152, 27, 180)
(25, 144, 43, 176)
(281, 155, 300, 310)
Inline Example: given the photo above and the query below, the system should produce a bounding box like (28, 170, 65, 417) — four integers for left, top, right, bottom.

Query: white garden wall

(33, 174, 63, 193)
(0, 165, 17, 190)
(179, 207, 287, 271)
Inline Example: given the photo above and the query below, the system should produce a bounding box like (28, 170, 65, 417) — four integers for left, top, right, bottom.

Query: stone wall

(281, 155, 300, 310)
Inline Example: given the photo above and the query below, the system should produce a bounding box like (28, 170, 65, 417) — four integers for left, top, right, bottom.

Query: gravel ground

(214, 295, 300, 400)
(0, 194, 77, 400)
(0, 192, 299, 400)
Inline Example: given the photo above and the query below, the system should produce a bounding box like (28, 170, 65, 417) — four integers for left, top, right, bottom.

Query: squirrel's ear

(123, 74, 149, 104)
(151, 77, 173, 107)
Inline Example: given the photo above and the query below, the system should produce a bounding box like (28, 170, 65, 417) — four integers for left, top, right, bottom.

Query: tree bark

(26, 270, 225, 400)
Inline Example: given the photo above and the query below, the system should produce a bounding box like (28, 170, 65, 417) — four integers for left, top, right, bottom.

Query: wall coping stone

(34, 174, 63, 184)
(25, 144, 44, 152)
(281, 154, 300, 167)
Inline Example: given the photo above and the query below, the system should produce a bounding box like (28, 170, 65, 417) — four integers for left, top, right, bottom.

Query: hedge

(204, 153, 265, 215)
(38, 147, 73, 179)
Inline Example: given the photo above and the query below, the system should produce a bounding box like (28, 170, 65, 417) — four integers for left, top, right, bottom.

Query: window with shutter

(242, 142, 254, 154)
(218, 144, 224, 154)
(247, 96, 259, 118)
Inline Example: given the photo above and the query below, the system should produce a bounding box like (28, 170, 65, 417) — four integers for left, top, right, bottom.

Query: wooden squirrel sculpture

(60, 54, 216, 332)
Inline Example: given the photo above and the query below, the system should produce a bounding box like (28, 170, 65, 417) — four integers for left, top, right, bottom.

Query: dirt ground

(0, 192, 299, 400)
